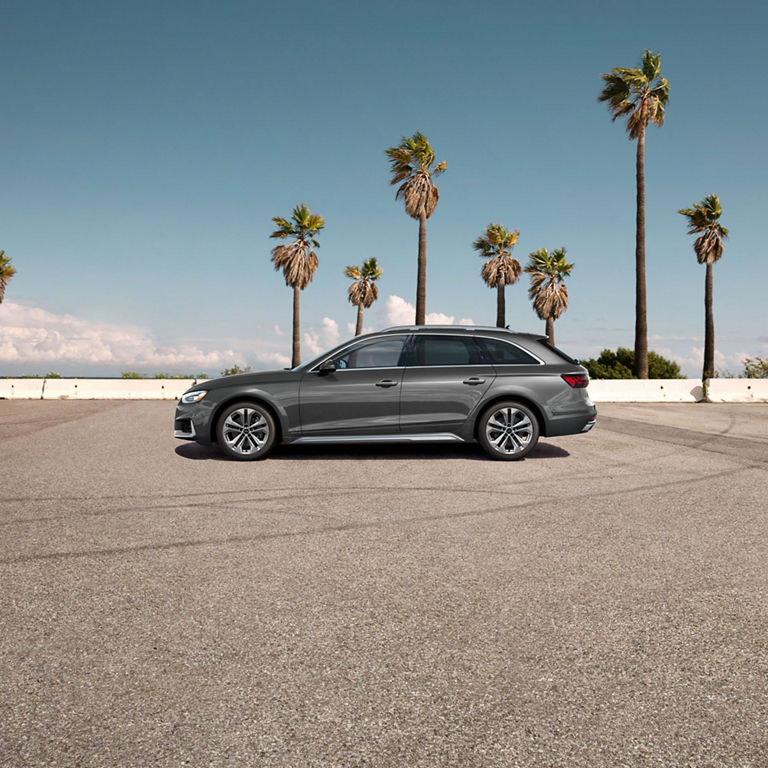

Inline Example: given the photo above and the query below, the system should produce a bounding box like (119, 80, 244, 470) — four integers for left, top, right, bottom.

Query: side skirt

(292, 433, 465, 445)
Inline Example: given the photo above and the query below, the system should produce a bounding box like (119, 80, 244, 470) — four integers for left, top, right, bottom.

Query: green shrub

(742, 356, 768, 378)
(581, 347, 684, 379)
(221, 365, 252, 377)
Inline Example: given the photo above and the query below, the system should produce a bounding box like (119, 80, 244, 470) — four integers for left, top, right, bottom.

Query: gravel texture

(1, 401, 767, 767)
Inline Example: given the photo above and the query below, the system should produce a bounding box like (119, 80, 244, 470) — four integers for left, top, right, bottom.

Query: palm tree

(678, 194, 728, 381)
(599, 50, 669, 378)
(0, 251, 15, 304)
(345, 257, 383, 336)
(473, 224, 521, 327)
(525, 248, 574, 345)
(385, 132, 446, 325)
(270, 204, 324, 368)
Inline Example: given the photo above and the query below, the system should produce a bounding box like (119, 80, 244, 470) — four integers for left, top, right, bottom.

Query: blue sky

(1, 0, 766, 377)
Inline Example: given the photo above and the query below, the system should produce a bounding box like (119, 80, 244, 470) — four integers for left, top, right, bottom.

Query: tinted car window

(331, 336, 406, 369)
(539, 339, 579, 365)
(477, 337, 539, 365)
(408, 335, 487, 366)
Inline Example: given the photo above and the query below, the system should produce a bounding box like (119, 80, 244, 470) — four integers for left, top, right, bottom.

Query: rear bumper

(543, 405, 598, 437)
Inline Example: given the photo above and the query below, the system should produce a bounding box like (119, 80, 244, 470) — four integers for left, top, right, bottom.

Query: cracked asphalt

(1, 400, 767, 767)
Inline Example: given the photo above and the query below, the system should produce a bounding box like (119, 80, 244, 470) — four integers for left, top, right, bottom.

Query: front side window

(330, 336, 406, 369)
(407, 335, 487, 366)
(477, 337, 540, 365)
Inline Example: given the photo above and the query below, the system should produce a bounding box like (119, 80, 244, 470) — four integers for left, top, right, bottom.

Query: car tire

(216, 402, 276, 461)
(478, 401, 540, 461)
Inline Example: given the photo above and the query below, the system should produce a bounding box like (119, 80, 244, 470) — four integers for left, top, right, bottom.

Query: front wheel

(478, 401, 540, 461)
(216, 402, 276, 461)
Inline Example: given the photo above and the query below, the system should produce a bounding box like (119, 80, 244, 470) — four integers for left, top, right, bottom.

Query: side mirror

(318, 359, 337, 375)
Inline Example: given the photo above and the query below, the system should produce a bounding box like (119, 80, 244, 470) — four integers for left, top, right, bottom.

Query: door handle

(375, 379, 398, 388)
(463, 377, 485, 385)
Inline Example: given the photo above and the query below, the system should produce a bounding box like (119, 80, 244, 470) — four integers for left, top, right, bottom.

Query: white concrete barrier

(588, 379, 704, 403)
(706, 379, 768, 403)
(0, 379, 45, 399)
(0, 379, 196, 399)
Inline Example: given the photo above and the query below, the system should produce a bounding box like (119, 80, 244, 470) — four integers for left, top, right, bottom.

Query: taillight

(561, 373, 589, 388)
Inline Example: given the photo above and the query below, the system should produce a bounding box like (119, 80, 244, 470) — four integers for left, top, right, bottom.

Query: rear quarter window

(476, 338, 540, 365)
(538, 340, 580, 365)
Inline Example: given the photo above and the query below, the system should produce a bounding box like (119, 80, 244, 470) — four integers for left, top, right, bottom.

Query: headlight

(180, 390, 207, 404)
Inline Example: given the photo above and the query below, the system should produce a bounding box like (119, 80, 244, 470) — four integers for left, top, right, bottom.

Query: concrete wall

(1, 378, 766, 402)
(0, 379, 195, 399)
(588, 379, 704, 403)
(707, 378, 768, 403)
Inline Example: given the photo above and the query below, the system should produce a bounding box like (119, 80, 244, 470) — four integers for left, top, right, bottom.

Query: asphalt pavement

(1, 400, 767, 767)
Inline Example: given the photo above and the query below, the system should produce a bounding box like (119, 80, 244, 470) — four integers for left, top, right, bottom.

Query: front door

(299, 335, 409, 436)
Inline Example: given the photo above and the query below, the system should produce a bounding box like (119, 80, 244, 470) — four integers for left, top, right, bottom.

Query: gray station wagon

(173, 326, 596, 461)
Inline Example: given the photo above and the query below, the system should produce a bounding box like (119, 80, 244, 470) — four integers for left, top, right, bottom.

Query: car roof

(378, 325, 545, 341)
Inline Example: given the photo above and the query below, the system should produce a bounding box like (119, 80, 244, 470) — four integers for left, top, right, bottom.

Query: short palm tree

(473, 224, 521, 327)
(0, 251, 15, 304)
(525, 247, 574, 345)
(385, 132, 445, 325)
(678, 194, 728, 381)
(345, 257, 383, 336)
(599, 50, 669, 378)
(270, 204, 324, 368)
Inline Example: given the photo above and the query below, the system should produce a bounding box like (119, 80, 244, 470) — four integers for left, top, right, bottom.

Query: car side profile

(173, 326, 596, 461)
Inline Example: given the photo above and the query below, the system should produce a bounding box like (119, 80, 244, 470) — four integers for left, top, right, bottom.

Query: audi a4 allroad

(173, 326, 597, 461)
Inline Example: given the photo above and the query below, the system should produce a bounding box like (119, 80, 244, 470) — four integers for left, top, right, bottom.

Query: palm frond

(599, 50, 669, 137)
(386, 132, 445, 220)
(0, 250, 16, 303)
(679, 194, 728, 265)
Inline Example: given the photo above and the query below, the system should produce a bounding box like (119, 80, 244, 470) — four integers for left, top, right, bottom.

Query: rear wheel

(216, 402, 276, 461)
(478, 401, 539, 461)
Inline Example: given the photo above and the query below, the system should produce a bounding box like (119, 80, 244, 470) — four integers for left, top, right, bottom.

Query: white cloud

(383, 295, 474, 327)
(384, 295, 414, 326)
(0, 301, 290, 373)
(303, 317, 340, 356)
(346, 321, 374, 336)
(273, 324, 284, 336)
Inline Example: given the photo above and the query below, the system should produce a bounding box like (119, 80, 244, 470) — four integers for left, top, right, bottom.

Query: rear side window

(538, 340, 579, 365)
(476, 337, 540, 365)
(407, 335, 487, 366)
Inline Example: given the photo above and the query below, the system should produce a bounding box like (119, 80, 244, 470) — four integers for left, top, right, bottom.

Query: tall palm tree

(270, 204, 324, 368)
(0, 251, 15, 304)
(345, 257, 383, 336)
(525, 247, 574, 345)
(385, 132, 445, 325)
(599, 50, 669, 378)
(473, 224, 521, 327)
(678, 194, 728, 381)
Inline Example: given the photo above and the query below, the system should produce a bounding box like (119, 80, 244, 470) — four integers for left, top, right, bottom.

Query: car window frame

(401, 333, 491, 368)
(308, 334, 411, 372)
(473, 335, 545, 366)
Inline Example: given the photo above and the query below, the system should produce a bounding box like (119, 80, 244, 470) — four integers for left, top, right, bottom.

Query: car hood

(189, 369, 298, 393)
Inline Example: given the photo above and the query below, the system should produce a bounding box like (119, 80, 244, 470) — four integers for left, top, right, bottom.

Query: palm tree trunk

(545, 316, 555, 345)
(496, 283, 505, 327)
(415, 213, 427, 325)
(634, 129, 649, 379)
(292, 285, 301, 368)
(355, 304, 364, 336)
(703, 262, 715, 380)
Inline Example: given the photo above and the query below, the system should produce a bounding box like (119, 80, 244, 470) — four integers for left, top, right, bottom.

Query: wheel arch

(210, 394, 285, 445)
(474, 393, 548, 439)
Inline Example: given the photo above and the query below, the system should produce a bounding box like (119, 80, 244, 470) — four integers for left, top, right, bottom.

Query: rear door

(299, 335, 408, 436)
(399, 334, 496, 435)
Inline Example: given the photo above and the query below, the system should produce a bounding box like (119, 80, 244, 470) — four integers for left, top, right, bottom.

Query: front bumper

(173, 399, 216, 444)
(173, 417, 197, 439)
